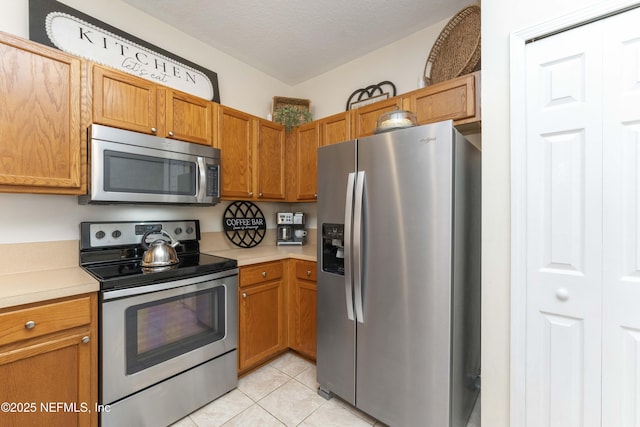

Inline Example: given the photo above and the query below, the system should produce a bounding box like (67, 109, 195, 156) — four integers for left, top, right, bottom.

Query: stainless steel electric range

(80, 220, 238, 427)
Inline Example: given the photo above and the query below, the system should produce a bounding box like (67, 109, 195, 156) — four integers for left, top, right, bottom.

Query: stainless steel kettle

(140, 229, 180, 268)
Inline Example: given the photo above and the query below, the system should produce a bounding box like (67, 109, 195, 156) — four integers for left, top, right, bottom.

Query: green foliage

(273, 105, 312, 133)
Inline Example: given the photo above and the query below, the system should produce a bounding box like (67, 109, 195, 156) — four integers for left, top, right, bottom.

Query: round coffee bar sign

(223, 201, 266, 248)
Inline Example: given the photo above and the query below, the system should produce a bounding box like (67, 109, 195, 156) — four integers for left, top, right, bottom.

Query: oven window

(104, 150, 196, 195)
(125, 286, 225, 374)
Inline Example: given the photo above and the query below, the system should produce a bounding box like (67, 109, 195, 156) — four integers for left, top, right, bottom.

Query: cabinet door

(351, 97, 403, 138)
(218, 106, 254, 199)
(0, 332, 93, 427)
(238, 280, 286, 371)
(289, 121, 319, 201)
(406, 72, 478, 127)
(256, 119, 286, 200)
(320, 111, 351, 146)
(289, 261, 317, 360)
(92, 64, 158, 135)
(162, 88, 213, 145)
(0, 33, 83, 194)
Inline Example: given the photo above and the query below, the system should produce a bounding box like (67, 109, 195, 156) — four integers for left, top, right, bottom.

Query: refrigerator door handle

(353, 170, 365, 323)
(344, 172, 356, 321)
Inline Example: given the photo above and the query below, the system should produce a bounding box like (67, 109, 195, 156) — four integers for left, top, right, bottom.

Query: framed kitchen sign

(28, 0, 221, 102)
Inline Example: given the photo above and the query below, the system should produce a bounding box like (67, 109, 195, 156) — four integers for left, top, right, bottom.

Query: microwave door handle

(344, 172, 356, 321)
(196, 157, 206, 202)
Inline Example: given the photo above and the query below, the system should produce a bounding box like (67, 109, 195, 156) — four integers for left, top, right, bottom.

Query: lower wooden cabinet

(238, 261, 287, 373)
(0, 293, 98, 427)
(288, 260, 317, 360)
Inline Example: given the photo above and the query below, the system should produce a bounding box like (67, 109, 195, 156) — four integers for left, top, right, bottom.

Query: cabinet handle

(258, 192, 263, 197)
(262, 271, 267, 277)
(556, 288, 570, 301)
(24, 320, 36, 329)
(248, 192, 254, 197)
(168, 131, 174, 137)
(82, 336, 90, 344)
(314, 194, 318, 199)
(242, 292, 247, 299)
(151, 127, 157, 133)
(307, 270, 312, 277)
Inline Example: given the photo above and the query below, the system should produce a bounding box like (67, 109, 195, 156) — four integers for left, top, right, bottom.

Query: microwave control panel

(206, 164, 219, 197)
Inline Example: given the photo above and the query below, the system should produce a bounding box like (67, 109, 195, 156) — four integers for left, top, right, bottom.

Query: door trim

(509, 2, 640, 426)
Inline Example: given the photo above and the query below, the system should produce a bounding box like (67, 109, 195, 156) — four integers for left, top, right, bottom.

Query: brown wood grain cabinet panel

(92, 64, 158, 134)
(289, 260, 317, 360)
(320, 111, 351, 146)
(238, 261, 287, 373)
(217, 106, 254, 199)
(351, 97, 403, 138)
(0, 32, 83, 194)
(0, 293, 98, 427)
(163, 88, 213, 145)
(256, 119, 286, 200)
(288, 121, 319, 201)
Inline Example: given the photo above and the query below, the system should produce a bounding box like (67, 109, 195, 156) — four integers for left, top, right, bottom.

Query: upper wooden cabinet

(320, 111, 351, 146)
(216, 105, 285, 201)
(91, 64, 213, 145)
(350, 97, 404, 138)
(0, 32, 84, 195)
(403, 71, 480, 134)
(287, 121, 319, 202)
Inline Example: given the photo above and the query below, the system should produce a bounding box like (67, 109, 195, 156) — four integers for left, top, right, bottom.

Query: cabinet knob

(314, 194, 318, 199)
(151, 127, 157, 133)
(248, 192, 254, 197)
(242, 292, 247, 299)
(82, 336, 90, 344)
(168, 131, 174, 137)
(24, 320, 36, 329)
(258, 192, 263, 197)
(556, 288, 570, 301)
(262, 271, 267, 277)
(307, 270, 312, 276)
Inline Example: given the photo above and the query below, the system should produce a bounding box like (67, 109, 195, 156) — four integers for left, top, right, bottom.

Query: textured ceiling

(120, 0, 474, 85)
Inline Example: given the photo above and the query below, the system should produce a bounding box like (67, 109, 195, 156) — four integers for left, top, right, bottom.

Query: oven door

(101, 272, 238, 404)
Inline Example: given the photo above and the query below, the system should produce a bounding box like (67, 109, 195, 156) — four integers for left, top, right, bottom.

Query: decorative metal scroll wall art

(223, 201, 266, 248)
(345, 81, 397, 111)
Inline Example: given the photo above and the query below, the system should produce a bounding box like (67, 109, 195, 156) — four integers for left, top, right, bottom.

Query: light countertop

(0, 239, 317, 309)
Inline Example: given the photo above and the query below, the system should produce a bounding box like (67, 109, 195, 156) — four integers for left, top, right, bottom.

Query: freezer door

(354, 123, 455, 426)
(316, 140, 357, 405)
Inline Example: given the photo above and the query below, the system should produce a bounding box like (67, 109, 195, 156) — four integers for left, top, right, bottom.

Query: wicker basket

(423, 3, 481, 86)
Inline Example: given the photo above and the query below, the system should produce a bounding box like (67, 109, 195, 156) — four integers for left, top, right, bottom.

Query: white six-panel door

(524, 6, 640, 426)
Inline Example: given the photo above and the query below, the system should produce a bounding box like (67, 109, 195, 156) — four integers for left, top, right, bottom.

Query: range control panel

(81, 220, 199, 249)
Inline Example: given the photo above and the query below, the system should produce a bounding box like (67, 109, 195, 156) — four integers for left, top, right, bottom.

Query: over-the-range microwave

(79, 124, 220, 206)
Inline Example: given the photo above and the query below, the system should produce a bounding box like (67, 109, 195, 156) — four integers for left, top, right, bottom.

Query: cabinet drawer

(295, 260, 317, 281)
(240, 261, 284, 287)
(0, 296, 92, 346)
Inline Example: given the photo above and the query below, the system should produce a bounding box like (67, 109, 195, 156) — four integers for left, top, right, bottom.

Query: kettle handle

(141, 229, 180, 249)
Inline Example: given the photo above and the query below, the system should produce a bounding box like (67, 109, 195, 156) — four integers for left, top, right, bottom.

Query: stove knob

(112, 230, 122, 239)
(186, 226, 194, 235)
(174, 227, 183, 235)
(95, 230, 106, 239)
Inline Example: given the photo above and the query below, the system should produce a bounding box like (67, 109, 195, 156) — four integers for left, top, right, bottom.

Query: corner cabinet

(91, 64, 213, 145)
(238, 261, 287, 373)
(0, 293, 98, 427)
(0, 31, 84, 195)
(216, 105, 286, 201)
(288, 260, 317, 360)
(287, 121, 319, 202)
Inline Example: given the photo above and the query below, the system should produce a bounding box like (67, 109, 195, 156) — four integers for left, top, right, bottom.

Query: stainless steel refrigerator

(316, 120, 481, 427)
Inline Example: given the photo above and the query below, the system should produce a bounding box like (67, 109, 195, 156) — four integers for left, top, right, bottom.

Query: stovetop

(79, 220, 237, 291)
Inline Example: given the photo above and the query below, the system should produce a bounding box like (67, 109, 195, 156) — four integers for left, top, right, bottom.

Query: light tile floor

(171, 351, 481, 427)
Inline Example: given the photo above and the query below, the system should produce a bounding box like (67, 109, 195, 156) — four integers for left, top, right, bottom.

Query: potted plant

(273, 105, 312, 133)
